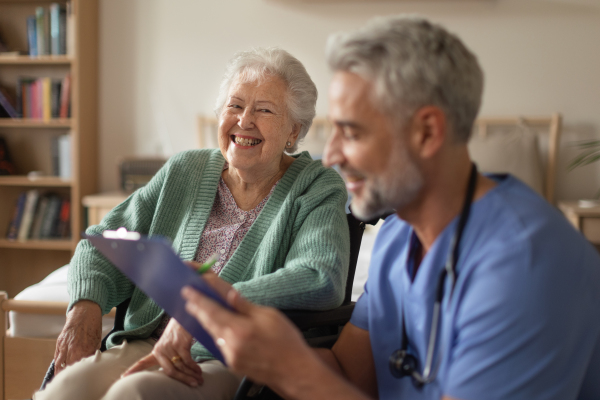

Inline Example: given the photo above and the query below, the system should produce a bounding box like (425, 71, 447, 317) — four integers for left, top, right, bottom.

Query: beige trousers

(33, 339, 242, 400)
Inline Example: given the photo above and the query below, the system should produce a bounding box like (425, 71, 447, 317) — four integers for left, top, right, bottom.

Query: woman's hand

(122, 318, 204, 387)
(181, 274, 314, 389)
(54, 300, 103, 374)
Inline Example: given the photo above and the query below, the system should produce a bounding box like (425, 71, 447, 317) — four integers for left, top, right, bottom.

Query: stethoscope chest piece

(389, 349, 418, 379)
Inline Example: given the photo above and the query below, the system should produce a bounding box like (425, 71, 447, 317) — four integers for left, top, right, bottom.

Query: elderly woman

(35, 47, 349, 400)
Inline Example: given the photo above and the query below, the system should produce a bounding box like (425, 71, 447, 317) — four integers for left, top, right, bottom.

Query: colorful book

(59, 74, 70, 118)
(42, 77, 52, 121)
(56, 198, 70, 238)
(18, 189, 40, 241)
(6, 192, 27, 240)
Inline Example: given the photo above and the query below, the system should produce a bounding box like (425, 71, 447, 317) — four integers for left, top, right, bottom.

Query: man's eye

(259, 109, 272, 113)
(342, 127, 358, 140)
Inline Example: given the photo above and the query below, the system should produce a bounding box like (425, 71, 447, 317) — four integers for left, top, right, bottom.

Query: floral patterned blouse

(151, 168, 279, 339)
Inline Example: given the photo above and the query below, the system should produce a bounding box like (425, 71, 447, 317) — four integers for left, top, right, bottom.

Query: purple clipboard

(85, 231, 229, 363)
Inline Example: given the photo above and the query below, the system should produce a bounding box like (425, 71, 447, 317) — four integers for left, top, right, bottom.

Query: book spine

(30, 194, 49, 240)
(6, 192, 27, 240)
(51, 79, 61, 118)
(36, 7, 46, 56)
(0, 88, 19, 119)
(57, 198, 71, 238)
(42, 77, 51, 121)
(66, 1, 75, 57)
(58, 134, 72, 178)
(40, 195, 60, 238)
(27, 16, 38, 57)
(16, 78, 23, 118)
(51, 136, 60, 176)
(50, 3, 60, 56)
(59, 74, 70, 119)
(59, 6, 67, 55)
(18, 189, 40, 240)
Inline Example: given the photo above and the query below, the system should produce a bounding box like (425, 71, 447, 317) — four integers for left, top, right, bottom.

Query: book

(0, 87, 18, 119)
(66, 1, 75, 56)
(18, 189, 40, 241)
(42, 77, 52, 121)
(0, 136, 17, 175)
(51, 79, 61, 118)
(35, 7, 47, 56)
(30, 194, 50, 239)
(56, 198, 70, 238)
(50, 3, 61, 55)
(27, 16, 38, 57)
(40, 194, 61, 238)
(59, 74, 70, 118)
(58, 134, 71, 178)
(6, 192, 27, 240)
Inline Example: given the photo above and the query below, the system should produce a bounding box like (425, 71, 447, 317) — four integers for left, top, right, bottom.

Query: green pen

(197, 254, 218, 274)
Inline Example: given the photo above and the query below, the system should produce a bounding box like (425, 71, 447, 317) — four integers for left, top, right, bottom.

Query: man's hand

(181, 274, 370, 400)
(122, 319, 203, 387)
(54, 300, 103, 374)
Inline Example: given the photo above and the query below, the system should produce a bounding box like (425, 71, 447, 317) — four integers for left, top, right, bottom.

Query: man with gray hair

(183, 15, 600, 400)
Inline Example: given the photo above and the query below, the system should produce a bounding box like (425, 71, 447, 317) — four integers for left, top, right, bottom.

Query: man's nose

(322, 130, 344, 168)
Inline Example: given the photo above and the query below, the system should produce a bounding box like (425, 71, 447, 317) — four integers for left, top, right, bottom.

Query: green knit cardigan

(68, 149, 350, 360)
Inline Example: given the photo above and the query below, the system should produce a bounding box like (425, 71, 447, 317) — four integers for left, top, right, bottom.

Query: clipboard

(85, 229, 229, 363)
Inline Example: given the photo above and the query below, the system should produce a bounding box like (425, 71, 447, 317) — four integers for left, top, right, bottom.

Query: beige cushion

(468, 124, 544, 196)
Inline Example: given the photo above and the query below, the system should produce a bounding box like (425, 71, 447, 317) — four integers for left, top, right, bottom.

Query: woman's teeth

(235, 136, 262, 146)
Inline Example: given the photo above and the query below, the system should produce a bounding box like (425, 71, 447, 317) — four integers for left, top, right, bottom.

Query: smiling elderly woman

(35, 48, 350, 400)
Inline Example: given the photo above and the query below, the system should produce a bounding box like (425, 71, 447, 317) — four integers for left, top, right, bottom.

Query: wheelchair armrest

(283, 303, 355, 332)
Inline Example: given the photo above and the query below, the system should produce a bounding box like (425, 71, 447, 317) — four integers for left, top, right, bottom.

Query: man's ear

(408, 106, 447, 159)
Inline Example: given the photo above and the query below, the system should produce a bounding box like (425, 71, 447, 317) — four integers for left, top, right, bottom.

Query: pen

(197, 254, 218, 274)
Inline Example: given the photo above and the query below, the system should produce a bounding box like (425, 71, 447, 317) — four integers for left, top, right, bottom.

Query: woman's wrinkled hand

(122, 318, 204, 387)
(181, 274, 312, 389)
(54, 300, 103, 375)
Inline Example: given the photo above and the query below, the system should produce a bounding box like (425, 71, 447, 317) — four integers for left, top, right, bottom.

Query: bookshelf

(0, 0, 98, 297)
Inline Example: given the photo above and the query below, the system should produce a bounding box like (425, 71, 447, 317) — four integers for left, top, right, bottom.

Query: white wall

(98, 0, 600, 200)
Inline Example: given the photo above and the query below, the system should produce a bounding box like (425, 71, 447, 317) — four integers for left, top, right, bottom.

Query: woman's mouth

(232, 135, 262, 147)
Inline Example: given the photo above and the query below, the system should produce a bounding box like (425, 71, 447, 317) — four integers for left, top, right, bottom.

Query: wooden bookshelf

(0, 118, 72, 128)
(0, 0, 98, 298)
(0, 55, 73, 65)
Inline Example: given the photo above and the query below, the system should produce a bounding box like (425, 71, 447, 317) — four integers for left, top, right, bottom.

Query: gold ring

(216, 337, 226, 347)
(171, 355, 182, 364)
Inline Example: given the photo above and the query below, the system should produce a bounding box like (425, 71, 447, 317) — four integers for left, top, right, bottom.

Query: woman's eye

(259, 109, 272, 113)
(228, 104, 242, 109)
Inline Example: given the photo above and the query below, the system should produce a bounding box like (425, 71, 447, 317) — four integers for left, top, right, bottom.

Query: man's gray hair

(214, 47, 318, 153)
(326, 15, 484, 143)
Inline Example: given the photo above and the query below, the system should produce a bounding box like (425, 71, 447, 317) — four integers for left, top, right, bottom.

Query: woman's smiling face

(218, 75, 297, 175)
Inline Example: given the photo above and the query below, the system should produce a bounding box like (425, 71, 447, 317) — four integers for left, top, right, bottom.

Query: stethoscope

(389, 163, 478, 387)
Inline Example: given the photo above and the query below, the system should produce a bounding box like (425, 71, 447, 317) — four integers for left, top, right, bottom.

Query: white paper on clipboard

(85, 231, 230, 363)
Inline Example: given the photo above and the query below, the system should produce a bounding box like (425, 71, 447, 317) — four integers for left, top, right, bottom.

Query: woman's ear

(408, 106, 447, 160)
(287, 123, 301, 147)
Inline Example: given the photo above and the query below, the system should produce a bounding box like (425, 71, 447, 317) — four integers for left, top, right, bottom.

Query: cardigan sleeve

(232, 169, 350, 311)
(67, 158, 172, 315)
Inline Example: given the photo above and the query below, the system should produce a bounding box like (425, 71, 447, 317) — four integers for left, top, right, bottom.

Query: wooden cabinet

(0, 0, 98, 297)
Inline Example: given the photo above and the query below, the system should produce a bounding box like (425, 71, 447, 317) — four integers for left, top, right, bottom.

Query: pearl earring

(286, 141, 292, 147)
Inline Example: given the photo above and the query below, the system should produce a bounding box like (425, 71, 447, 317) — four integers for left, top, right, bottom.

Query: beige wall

(98, 0, 600, 201)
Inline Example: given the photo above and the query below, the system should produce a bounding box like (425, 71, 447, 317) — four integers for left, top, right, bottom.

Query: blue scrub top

(351, 175, 600, 400)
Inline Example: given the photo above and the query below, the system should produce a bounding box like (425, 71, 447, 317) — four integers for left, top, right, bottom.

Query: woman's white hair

(325, 15, 484, 143)
(214, 47, 318, 154)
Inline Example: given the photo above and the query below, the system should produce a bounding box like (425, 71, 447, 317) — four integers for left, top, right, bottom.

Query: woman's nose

(238, 109, 255, 130)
